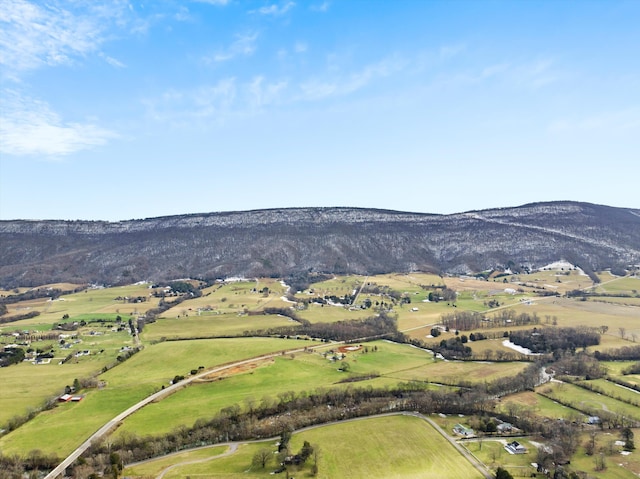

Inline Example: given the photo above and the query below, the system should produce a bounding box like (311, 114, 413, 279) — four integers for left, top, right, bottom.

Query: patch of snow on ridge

(539, 260, 575, 270)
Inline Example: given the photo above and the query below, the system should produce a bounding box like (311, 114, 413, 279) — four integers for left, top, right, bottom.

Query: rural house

(505, 441, 527, 454)
(453, 424, 474, 437)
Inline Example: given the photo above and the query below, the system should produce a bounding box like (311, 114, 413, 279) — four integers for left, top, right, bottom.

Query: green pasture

(589, 296, 640, 306)
(0, 337, 310, 457)
(619, 374, 640, 388)
(396, 303, 451, 331)
(296, 302, 373, 323)
(452, 288, 534, 313)
(465, 338, 528, 358)
(422, 360, 529, 385)
(115, 340, 436, 437)
(123, 445, 230, 477)
(151, 442, 277, 479)
(577, 379, 640, 406)
(503, 297, 640, 340)
(500, 269, 592, 294)
(601, 361, 640, 376)
(539, 382, 640, 422)
(594, 334, 640, 352)
(593, 274, 640, 295)
(288, 414, 485, 479)
(463, 438, 538, 475)
(302, 275, 364, 295)
(372, 272, 445, 291)
(1, 283, 160, 329)
(135, 415, 485, 479)
(569, 429, 640, 479)
(0, 328, 134, 426)
(142, 313, 296, 341)
(161, 279, 290, 318)
(499, 391, 586, 421)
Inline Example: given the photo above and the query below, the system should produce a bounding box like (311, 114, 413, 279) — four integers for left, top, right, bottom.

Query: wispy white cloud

(144, 79, 239, 126)
(310, 2, 330, 13)
(0, 0, 102, 75)
(549, 108, 640, 135)
(250, 2, 295, 16)
(441, 57, 559, 90)
(0, 89, 117, 157)
(205, 32, 259, 63)
(100, 52, 126, 68)
(174, 6, 192, 22)
(249, 76, 288, 109)
(294, 41, 307, 53)
(147, 53, 411, 125)
(439, 43, 465, 59)
(298, 55, 407, 101)
(144, 75, 294, 126)
(193, 0, 230, 5)
(512, 59, 558, 89)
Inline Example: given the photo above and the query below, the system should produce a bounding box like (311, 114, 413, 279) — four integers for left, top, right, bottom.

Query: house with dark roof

(505, 441, 527, 454)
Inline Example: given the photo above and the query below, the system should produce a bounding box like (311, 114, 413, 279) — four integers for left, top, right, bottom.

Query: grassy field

(0, 337, 310, 456)
(499, 391, 586, 421)
(463, 438, 539, 476)
(1, 283, 161, 328)
(576, 378, 640, 406)
(0, 326, 135, 426)
(122, 445, 230, 477)
(287, 414, 485, 479)
(114, 339, 437, 437)
(142, 313, 296, 340)
(2, 271, 639, 478)
(161, 279, 291, 318)
(593, 274, 640, 294)
(538, 381, 640, 422)
(569, 428, 640, 479)
(123, 414, 486, 479)
(297, 301, 374, 323)
(501, 297, 640, 341)
(114, 340, 529, 439)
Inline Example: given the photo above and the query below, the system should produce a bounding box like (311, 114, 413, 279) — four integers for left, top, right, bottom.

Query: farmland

(122, 414, 487, 479)
(1, 269, 639, 478)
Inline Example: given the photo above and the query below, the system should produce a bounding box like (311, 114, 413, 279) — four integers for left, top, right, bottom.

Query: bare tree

(252, 448, 272, 469)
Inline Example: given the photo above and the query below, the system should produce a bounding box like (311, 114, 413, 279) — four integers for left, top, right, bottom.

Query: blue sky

(1, 0, 638, 221)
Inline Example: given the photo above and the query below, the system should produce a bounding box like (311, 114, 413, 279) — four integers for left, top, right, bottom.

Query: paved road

(42, 342, 336, 479)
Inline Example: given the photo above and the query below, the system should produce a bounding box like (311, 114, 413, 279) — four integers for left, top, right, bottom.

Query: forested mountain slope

(1, 201, 638, 287)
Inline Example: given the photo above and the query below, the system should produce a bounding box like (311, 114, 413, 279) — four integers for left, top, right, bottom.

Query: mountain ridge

(1, 201, 638, 287)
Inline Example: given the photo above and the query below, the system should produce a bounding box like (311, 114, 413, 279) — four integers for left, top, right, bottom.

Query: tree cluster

(260, 312, 398, 343)
(509, 327, 600, 354)
(0, 346, 25, 367)
(594, 345, 640, 361)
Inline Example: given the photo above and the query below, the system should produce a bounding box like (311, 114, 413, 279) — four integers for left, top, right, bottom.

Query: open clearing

(123, 414, 486, 479)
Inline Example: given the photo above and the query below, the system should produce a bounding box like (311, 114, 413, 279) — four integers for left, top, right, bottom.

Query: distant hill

(1, 201, 639, 287)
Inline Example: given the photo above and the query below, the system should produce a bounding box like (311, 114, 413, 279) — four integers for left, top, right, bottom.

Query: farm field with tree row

(1, 268, 639, 478)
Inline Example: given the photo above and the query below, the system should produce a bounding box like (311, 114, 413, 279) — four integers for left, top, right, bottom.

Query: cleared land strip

(42, 342, 336, 479)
